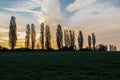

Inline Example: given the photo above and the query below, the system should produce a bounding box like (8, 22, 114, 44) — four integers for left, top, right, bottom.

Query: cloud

(3, 8, 41, 14)
(36, 0, 63, 25)
(67, 0, 96, 12)
(3, 0, 62, 25)
(66, 0, 120, 26)
(2, 0, 42, 14)
(0, 13, 10, 29)
(95, 0, 120, 8)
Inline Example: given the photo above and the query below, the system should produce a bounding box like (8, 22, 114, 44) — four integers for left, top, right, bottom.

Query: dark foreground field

(0, 51, 120, 80)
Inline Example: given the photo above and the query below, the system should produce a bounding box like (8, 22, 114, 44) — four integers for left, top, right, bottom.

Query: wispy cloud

(66, 0, 120, 26)
(3, 0, 62, 25)
(36, 0, 63, 25)
(67, 0, 96, 12)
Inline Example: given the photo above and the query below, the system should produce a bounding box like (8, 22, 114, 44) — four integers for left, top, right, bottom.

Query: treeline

(7, 16, 117, 51)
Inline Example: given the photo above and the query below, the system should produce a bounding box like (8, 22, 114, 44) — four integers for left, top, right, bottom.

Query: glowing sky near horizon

(0, 0, 120, 50)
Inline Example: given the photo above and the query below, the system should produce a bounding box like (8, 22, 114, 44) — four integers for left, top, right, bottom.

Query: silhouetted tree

(56, 24, 63, 50)
(31, 24, 36, 49)
(109, 44, 112, 51)
(112, 45, 114, 51)
(25, 24, 30, 49)
(110, 44, 117, 51)
(64, 29, 70, 48)
(67, 30, 70, 48)
(40, 23, 44, 50)
(105, 45, 108, 51)
(64, 30, 67, 47)
(98, 44, 107, 51)
(69, 30, 75, 49)
(92, 33, 96, 50)
(72, 30, 75, 50)
(78, 31, 83, 50)
(45, 25, 51, 50)
(69, 30, 72, 47)
(88, 35, 91, 49)
(9, 16, 17, 50)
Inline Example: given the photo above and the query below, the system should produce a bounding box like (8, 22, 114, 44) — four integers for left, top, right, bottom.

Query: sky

(0, 0, 120, 50)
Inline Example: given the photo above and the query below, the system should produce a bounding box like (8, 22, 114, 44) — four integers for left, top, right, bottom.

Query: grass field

(0, 51, 120, 80)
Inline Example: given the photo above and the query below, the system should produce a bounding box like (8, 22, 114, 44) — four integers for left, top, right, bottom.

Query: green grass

(0, 51, 120, 80)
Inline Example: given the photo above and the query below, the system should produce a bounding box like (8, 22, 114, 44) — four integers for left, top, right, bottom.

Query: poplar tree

(92, 33, 96, 50)
(88, 35, 91, 49)
(45, 25, 51, 50)
(78, 31, 83, 50)
(56, 24, 63, 50)
(40, 23, 44, 50)
(9, 16, 17, 50)
(66, 30, 70, 48)
(25, 24, 30, 49)
(31, 24, 36, 49)
(64, 30, 67, 47)
(64, 29, 70, 48)
(69, 30, 75, 49)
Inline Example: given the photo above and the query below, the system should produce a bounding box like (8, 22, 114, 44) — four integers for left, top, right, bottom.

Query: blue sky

(0, 0, 120, 50)
(1, 0, 120, 25)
